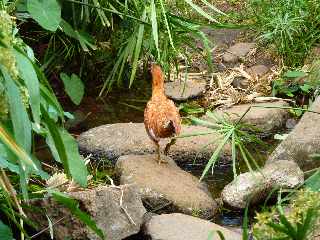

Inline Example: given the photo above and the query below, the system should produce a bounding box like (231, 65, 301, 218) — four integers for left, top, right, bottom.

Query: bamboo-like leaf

(93, 0, 110, 26)
(200, 130, 233, 181)
(150, 0, 160, 59)
(129, 7, 146, 87)
(184, 0, 219, 23)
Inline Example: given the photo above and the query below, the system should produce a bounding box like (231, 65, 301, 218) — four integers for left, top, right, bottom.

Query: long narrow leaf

(200, 130, 233, 181)
(13, 49, 40, 126)
(150, 0, 160, 59)
(129, 7, 146, 87)
(184, 0, 219, 23)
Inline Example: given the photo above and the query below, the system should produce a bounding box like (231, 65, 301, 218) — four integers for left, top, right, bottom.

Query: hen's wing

(144, 98, 181, 141)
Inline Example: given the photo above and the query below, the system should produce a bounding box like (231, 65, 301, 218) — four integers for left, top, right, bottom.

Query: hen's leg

(164, 138, 176, 156)
(153, 141, 167, 164)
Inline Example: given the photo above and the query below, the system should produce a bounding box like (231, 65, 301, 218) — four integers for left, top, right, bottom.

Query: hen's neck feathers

(151, 65, 165, 98)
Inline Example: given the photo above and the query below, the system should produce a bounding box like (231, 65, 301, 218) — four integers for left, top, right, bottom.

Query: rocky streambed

(28, 95, 320, 240)
(30, 29, 320, 239)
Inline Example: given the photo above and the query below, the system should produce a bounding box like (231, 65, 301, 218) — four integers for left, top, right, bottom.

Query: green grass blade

(129, 7, 146, 87)
(238, 143, 253, 172)
(159, 0, 175, 50)
(200, 130, 233, 181)
(242, 202, 249, 240)
(150, 0, 160, 59)
(231, 132, 237, 179)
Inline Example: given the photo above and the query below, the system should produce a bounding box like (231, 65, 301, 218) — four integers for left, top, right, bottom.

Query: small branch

(30, 217, 66, 239)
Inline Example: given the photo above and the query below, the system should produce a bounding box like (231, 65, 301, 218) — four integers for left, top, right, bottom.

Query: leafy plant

(9, 0, 226, 95)
(0, 5, 89, 237)
(272, 59, 320, 108)
(250, 0, 320, 67)
(253, 189, 320, 240)
(178, 110, 264, 180)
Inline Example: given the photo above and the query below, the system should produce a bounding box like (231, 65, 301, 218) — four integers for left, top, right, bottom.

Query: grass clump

(249, 0, 320, 67)
(253, 189, 320, 240)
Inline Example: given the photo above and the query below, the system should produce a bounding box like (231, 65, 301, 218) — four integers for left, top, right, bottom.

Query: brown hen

(144, 64, 181, 164)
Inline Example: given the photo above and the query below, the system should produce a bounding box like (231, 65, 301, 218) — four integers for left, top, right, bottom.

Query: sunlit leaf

(14, 49, 40, 126)
(27, 0, 61, 31)
(283, 70, 307, 78)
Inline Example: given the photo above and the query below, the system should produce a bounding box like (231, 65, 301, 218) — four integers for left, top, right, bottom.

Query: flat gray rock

(165, 79, 206, 101)
(116, 154, 218, 219)
(223, 42, 256, 63)
(221, 160, 304, 209)
(247, 64, 270, 77)
(28, 185, 146, 240)
(202, 101, 289, 131)
(144, 213, 242, 240)
(78, 123, 230, 164)
(268, 96, 320, 171)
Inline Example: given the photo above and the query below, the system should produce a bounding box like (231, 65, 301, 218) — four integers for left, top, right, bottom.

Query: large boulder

(221, 160, 304, 209)
(268, 96, 320, 170)
(28, 185, 146, 240)
(116, 154, 218, 219)
(78, 123, 230, 164)
(202, 101, 289, 132)
(144, 213, 242, 240)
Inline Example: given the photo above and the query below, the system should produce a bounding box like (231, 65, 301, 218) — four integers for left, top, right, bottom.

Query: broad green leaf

(60, 73, 84, 105)
(60, 20, 97, 52)
(0, 143, 19, 173)
(1, 66, 31, 154)
(129, 8, 146, 87)
(51, 191, 104, 239)
(0, 124, 38, 173)
(27, 0, 61, 31)
(283, 70, 307, 78)
(13, 49, 40, 126)
(0, 220, 13, 240)
(43, 108, 87, 187)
